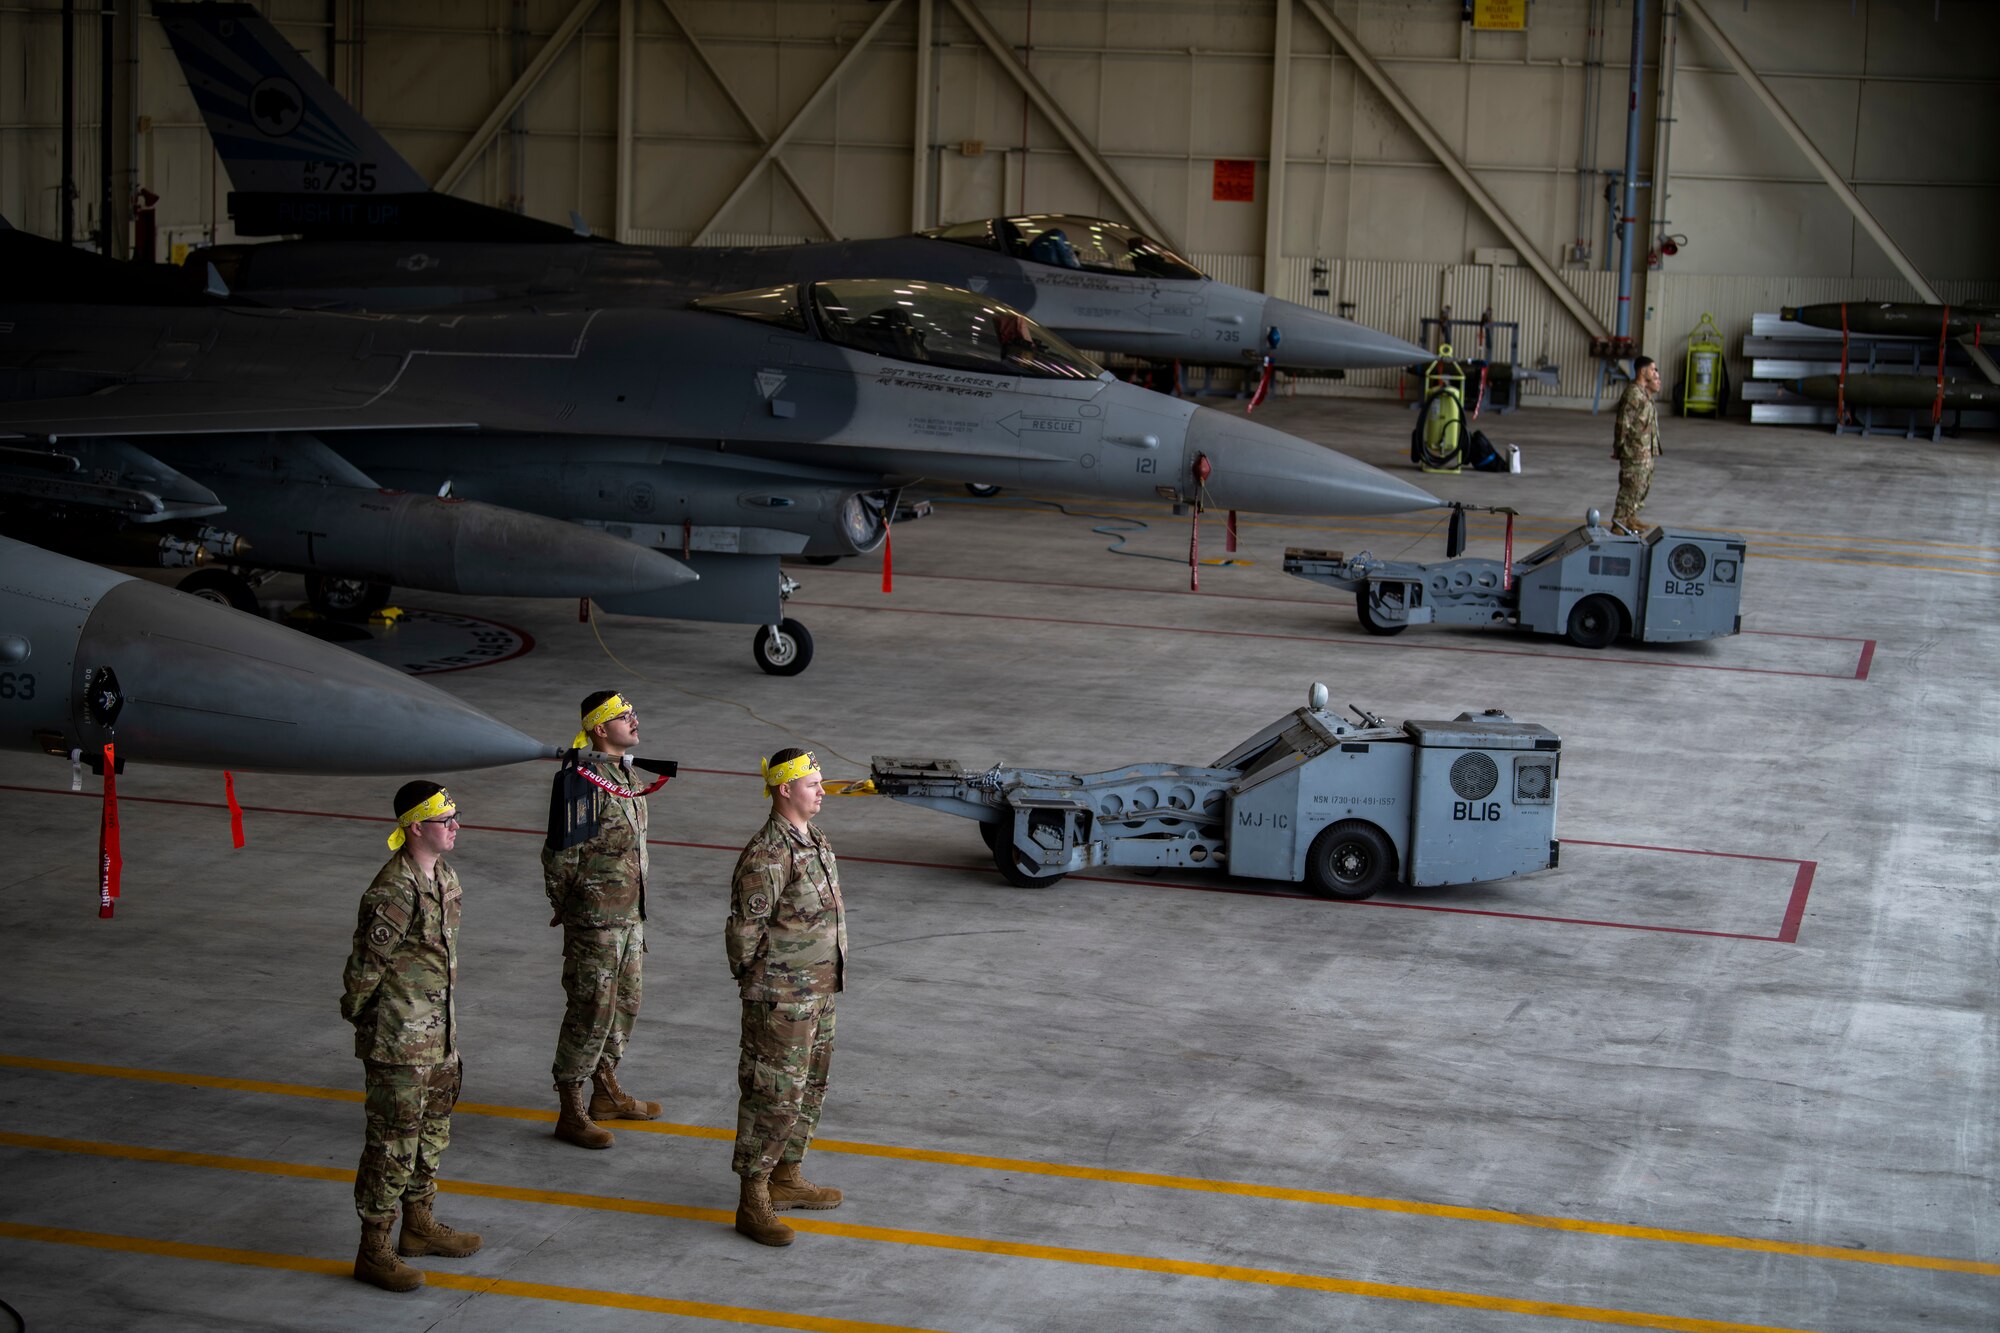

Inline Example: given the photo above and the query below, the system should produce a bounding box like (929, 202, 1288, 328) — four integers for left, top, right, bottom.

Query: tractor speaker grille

(1515, 760, 1554, 804)
(1450, 753, 1499, 800)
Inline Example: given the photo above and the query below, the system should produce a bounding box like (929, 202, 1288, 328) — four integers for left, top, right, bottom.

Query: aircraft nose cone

(1184, 408, 1440, 516)
(1261, 296, 1428, 371)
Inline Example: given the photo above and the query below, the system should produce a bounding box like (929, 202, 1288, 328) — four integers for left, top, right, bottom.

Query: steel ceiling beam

(1296, 0, 1609, 342)
(691, 0, 904, 244)
(943, 0, 1175, 249)
(616, 0, 636, 240)
(912, 0, 934, 232)
(436, 0, 602, 195)
(1262, 0, 1292, 297)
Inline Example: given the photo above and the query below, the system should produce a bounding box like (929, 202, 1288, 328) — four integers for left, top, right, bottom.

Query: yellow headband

(387, 789, 456, 850)
(572, 694, 632, 750)
(761, 752, 819, 797)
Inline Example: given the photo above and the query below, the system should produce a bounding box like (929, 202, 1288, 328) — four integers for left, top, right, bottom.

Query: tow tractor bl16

(1284, 509, 1745, 648)
(854, 684, 1559, 899)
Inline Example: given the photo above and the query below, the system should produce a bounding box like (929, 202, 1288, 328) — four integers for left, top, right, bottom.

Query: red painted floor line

(1776, 861, 1818, 945)
(791, 598, 1871, 681)
(3, 785, 1812, 942)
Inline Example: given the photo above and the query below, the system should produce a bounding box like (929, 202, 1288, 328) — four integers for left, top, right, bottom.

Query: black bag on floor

(1466, 429, 1508, 472)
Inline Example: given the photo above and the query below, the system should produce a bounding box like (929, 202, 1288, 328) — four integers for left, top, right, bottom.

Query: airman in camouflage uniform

(543, 691, 663, 1149)
(726, 746, 848, 1246)
(1612, 355, 1664, 532)
(340, 780, 483, 1293)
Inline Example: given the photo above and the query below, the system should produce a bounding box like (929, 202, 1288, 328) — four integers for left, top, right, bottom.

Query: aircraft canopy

(921, 214, 1204, 281)
(695, 280, 1102, 380)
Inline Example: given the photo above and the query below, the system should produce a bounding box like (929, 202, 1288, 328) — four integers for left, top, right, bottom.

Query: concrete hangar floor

(0, 396, 1993, 1332)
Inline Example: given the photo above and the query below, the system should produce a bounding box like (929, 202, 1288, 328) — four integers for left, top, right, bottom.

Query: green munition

(1781, 302, 1991, 340)
(1793, 375, 2000, 412)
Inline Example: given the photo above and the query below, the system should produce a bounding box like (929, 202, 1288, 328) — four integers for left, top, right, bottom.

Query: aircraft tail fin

(153, 2, 430, 198)
(153, 3, 581, 242)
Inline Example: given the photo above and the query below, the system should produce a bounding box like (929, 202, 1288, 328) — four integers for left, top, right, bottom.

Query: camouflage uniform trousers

(732, 996, 835, 1179)
(552, 921, 645, 1085)
(355, 1056, 461, 1220)
(1613, 456, 1655, 528)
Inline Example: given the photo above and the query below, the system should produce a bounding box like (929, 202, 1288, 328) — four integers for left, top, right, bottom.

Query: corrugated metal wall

(1187, 252, 1262, 293)
(1235, 256, 1623, 404)
(624, 229, 814, 248)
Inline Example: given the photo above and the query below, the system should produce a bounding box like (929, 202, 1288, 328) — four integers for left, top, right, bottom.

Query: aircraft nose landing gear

(753, 618, 813, 675)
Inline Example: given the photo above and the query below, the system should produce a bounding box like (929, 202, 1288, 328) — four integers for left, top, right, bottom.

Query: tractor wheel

(1565, 595, 1621, 650)
(1303, 820, 1397, 900)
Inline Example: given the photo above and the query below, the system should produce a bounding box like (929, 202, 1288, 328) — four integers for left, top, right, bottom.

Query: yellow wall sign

(1473, 0, 1527, 31)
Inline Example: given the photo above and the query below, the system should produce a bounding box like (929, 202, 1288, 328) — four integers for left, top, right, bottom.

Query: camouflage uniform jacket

(727, 815, 846, 1002)
(340, 852, 460, 1064)
(1613, 383, 1662, 463)
(542, 760, 650, 928)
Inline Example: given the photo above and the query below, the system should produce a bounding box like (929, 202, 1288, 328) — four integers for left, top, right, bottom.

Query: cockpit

(692, 279, 1103, 381)
(919, 213, 1205, 282)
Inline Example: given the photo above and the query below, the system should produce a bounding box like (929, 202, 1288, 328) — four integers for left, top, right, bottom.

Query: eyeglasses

(421, 815, 461, 828)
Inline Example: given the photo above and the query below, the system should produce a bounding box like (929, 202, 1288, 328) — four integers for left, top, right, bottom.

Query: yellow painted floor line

(0, 1137, 1821, 1333)
(3, 1054, 1994, 1279)
(0, 1220, 945, 1332)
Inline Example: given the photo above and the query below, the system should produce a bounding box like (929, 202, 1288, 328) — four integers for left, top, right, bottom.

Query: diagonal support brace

(1296, 0, 1607, 343)
(944, 0, 1176, 250)
(691, 0, 905, 244)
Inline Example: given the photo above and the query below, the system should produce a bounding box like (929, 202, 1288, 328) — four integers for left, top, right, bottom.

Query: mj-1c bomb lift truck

(861, 684, 1560, 898)
(1283, 509, 1745, 649)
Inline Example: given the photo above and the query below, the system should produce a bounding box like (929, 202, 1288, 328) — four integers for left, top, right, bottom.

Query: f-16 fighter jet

(153, 2, 1427, 375)
(0, 235, 1438, 674)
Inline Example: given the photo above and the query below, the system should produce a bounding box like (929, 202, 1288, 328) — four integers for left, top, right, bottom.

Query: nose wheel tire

(1354, 590, 1407, 637)
(1565, 594, 1621, 650)
(306, 575, 393, 616)
(964, 483, 1002, 498)
(993, 839, 1065, 888)
(178, 568, 261, 615)
(753, 618, 814, 676)
(1304, 820, 1396, 900)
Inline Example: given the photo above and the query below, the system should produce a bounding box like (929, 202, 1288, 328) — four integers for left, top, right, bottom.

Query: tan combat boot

(734, 1176, 795, 1247)
(553, 1079, 614, 1149)
(589, 1061, 661, 1120)
(397, 1195, 484, 1258)
(353, 1216, 423, 1291)
(768, 1159, 842, 1211)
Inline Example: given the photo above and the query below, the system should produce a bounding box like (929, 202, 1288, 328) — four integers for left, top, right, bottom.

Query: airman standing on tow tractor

(341, 780, 483, 1292)
(1612, 355, 1664, 534)
(727, 748, 848, 1246)
(544, 692, 666, 1148)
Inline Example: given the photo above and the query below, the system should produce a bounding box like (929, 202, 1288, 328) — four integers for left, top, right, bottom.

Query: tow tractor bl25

(856, 684, 1559, 899)
(1284, 509, 1745, 649)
